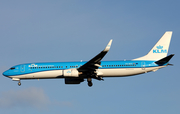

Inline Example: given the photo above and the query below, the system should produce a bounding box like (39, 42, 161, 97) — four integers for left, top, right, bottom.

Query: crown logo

(29, 64, 37, 67)
(156, 45, 163, 49)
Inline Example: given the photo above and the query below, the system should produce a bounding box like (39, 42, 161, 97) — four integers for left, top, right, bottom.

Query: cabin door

(141, 62, 145, 70)
(20, 65, 25, 72)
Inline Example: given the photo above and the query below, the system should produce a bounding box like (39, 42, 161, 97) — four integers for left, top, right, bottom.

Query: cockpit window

(10, 67, 15, 70)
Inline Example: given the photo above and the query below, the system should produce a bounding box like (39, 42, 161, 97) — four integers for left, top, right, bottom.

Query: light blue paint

(3, 60, 161, 76)
(153, 45, 167, 53)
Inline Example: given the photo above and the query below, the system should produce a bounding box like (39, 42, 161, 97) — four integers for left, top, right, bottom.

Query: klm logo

(67, 71, 71, 73)
(28, 64, 37, 67)
(153, 45, 167, 53)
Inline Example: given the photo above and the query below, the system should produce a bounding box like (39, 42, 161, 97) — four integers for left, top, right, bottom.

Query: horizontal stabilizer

(155, 54, 174, 65)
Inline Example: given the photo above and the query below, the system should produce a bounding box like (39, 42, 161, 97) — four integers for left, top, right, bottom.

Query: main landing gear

(87, 78, 93, 87)
(87, 77, 104, 87)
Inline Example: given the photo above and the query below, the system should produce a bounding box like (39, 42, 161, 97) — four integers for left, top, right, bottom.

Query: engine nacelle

(63, 69, 79, 77)
(65, 78, 84, 84)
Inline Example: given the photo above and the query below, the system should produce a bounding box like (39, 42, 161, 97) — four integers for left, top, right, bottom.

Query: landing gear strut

(18, 81, 21, 86)
(87, 78, 93, 87)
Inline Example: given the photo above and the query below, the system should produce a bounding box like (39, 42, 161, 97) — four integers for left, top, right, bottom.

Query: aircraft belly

(9, 70, 63, 79)
(99, 68, 141, 77)
(99, 66, 166, 77)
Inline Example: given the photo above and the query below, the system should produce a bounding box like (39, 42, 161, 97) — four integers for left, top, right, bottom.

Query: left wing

(78, 39, 112, 72)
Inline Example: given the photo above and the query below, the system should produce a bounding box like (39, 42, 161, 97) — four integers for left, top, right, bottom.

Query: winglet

(103, 39, 113, 52)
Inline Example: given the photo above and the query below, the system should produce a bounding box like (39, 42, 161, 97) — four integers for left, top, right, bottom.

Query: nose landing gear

(12, 78, 21, 86)
(18, 81, 21, 86)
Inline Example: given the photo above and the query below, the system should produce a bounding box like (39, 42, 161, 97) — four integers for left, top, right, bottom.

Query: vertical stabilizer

(134, 31, 172, 61)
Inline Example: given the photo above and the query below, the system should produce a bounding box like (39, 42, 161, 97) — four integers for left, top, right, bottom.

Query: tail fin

(134, 31, 173, 61)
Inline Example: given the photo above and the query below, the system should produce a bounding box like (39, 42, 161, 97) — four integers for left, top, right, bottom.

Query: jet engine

(65, 78, 84, 84)
(63, 69, 79, 77)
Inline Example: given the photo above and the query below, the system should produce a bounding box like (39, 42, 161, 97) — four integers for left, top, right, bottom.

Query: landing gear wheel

(87, 78, 93, 87)
(18, 82, 21, 86)
(88, 81, 93, 87)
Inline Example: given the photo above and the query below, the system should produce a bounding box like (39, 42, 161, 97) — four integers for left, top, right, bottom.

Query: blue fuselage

(3, 60, 162, 77)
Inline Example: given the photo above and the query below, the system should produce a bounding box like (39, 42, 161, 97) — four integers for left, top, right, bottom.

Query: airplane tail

(155, 54, 174, 65)
(134, 31, 173, 61)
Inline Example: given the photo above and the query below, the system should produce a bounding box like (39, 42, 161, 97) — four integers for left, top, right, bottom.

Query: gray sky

(0, 0, 179, 114)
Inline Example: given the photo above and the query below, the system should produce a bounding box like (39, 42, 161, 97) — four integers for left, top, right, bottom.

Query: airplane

(3, 31, 174, 87)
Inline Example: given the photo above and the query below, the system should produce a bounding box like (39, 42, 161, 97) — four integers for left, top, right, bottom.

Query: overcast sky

(0, 0, 180, 114)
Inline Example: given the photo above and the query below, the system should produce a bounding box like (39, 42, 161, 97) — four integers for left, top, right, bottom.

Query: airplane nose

(2, 71, 9, 76)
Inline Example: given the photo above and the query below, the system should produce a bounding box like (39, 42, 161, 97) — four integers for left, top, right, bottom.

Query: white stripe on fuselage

(98, 66, 166, 77)
(9, 70, 63, 79)
(8, 66, 166, 79)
